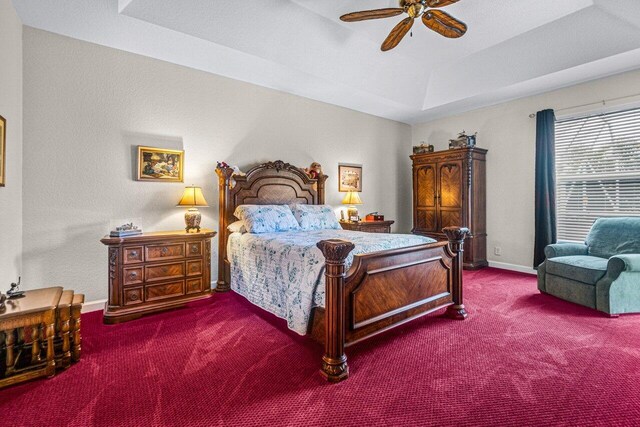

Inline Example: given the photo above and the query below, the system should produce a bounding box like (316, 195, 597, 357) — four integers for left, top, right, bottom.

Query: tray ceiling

(13, 0, 640, 124)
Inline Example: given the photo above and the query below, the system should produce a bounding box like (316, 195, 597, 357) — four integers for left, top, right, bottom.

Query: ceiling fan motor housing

(400, 0, 427, 18)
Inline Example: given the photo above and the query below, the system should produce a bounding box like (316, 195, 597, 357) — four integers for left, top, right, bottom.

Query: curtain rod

(529, 92, 640, 118)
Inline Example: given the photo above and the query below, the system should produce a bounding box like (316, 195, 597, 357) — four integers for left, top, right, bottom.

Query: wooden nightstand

(100, 229, 215, 324)
(339, 220, 394, 233)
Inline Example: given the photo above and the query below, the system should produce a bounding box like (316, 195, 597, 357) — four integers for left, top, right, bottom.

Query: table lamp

(342, 191, 363, 222)
(177, 186, 209, 232)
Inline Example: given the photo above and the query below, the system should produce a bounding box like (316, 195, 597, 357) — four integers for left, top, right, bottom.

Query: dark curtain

(534, 109, 557, 267)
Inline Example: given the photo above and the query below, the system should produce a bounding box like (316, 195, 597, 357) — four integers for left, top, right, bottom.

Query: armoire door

(437, 161, 463, 229)
(414, 163, 438, 233)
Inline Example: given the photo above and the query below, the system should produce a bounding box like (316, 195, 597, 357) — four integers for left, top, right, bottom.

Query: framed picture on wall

(0, 115, 6, 187)
(338, 163, 362, 192)
(137, 146, 184, 182)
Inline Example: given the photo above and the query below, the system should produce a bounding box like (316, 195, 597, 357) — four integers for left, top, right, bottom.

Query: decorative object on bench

(100, 229, 215, 324)
(110, 223, 143, 238)
(538, 217, 640, 316)
(6, 277, 25, 298)
(411, 146, 488, 270)
(177, 186, 209, 233)
(216, 160, 469, 382)
(340, 219, 394, 234)
(341, 191, 363, 222)
(137, 146, 184, 182)
(449, 130, 477, 149)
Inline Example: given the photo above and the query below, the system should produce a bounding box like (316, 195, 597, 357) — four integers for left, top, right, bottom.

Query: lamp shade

(341, 191, 363, 205)
(177, 186, 209, 207)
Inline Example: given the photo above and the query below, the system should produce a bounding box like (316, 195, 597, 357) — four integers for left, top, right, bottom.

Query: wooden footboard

(313, 227, 469, 382)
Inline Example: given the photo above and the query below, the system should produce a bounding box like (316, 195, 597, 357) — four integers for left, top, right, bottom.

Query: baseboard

(82, 299, 107, 313)
(488, 261, 537, 276)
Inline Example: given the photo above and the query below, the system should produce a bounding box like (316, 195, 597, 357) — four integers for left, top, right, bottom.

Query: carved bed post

(443, 226, 470, 320)
(215, 166, 235, 292)
(317, 174, 328, 204)
(316, 239, 355, 383)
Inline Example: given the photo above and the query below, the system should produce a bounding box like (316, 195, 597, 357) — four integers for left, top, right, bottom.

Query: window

(555, 107, 640, 242)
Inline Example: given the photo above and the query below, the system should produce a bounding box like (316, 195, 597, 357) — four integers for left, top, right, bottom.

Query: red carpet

(1, 268, 640, 426)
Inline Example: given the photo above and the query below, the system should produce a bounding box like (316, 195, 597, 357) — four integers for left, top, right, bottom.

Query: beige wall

(22, 27, 412, 301)
(412, 68, 640, 270)
(0, 0, 22, 284)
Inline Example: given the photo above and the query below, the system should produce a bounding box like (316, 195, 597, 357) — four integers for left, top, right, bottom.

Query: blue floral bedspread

(227, 229, 435, 335)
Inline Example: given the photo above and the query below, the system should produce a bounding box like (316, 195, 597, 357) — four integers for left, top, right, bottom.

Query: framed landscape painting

(338, 163, 362, 192)
(0, 115, 5, 187)
(137, 146, 184, 182)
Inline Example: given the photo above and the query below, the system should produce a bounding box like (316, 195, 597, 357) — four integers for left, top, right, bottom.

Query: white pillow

(290, 204, 341, 231)
(233, 205, 300, 234)
(227, 220, 246, 234)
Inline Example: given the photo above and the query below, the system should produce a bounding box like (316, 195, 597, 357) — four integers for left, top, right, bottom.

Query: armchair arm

(544, 243, 588, 259)
(608, 254, 640, 277)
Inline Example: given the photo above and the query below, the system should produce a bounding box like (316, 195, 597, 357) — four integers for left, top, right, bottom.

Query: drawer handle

(128, 293, 139, 301)
(161, 247, 168, 255)
(162, 266, 169, 273)
(191, 244, 198, 252)
(130, 251, 138, 258)
(129, 272, 138, 279)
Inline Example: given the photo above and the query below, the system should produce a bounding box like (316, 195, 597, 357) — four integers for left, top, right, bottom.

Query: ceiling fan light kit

(340, 0, 467, 51)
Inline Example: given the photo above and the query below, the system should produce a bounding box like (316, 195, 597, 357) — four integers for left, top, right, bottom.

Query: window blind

(555, 107, 640, 242)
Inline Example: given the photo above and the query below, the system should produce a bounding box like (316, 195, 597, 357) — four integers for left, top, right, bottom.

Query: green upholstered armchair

(537, 217, 640, 316)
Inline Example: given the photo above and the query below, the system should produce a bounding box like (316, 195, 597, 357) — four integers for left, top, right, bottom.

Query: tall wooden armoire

(411, 147, 488, 270)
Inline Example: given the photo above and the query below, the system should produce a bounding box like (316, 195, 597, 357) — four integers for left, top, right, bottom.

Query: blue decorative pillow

(290, 204, 341, 231)
(233, 205, 300, 234)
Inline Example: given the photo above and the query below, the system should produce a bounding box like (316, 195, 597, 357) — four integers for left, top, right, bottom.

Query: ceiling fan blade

(340, 8, 404, 22)
(425, 0, 461, 7)
(381, 17, 414, 52)
(422, 9, 467, 38)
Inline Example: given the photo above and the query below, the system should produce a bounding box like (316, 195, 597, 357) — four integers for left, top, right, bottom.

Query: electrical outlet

(494, 246, 502, 256)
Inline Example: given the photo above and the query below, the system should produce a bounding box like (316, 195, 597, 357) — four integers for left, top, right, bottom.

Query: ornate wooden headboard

(215, 160, 328, 291)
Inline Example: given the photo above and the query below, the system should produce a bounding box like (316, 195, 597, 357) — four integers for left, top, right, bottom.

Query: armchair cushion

(544, 243, 588, 259)
(586, 218, 640, 259)
(546, 256, 608, 285)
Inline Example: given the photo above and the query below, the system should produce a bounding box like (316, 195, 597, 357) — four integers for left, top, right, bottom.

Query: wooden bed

(216, 160, 469, 382)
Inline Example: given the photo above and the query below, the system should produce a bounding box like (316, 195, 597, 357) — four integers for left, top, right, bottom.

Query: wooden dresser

(100, 230, 215, 324)
(411, 147, 488, 270)
(339, 220, 394, 233)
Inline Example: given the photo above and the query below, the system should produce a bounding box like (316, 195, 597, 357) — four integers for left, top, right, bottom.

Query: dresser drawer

(145, 281, 185, 302)
(123, 287, 143, 306)
(186, 278, 203, 294)
(186, 259, 203, 277)
(187, 241, 203, 257)
(123, 266, 144, 286)
(145, 243, 185, 262)
(145, 261, 184, 282)
(123, 246, 143, 264)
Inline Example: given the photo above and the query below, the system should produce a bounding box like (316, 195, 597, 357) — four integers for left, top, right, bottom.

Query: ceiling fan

(340, 0, 467, 51)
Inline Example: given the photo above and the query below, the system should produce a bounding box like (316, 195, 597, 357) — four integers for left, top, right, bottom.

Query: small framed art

(338, 163, 362, 192)
(137, 146, 184, 182)
(0, 115, 6, 187)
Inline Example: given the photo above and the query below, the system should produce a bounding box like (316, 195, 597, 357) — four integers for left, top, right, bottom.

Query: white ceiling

(13, 0, 640, 124)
